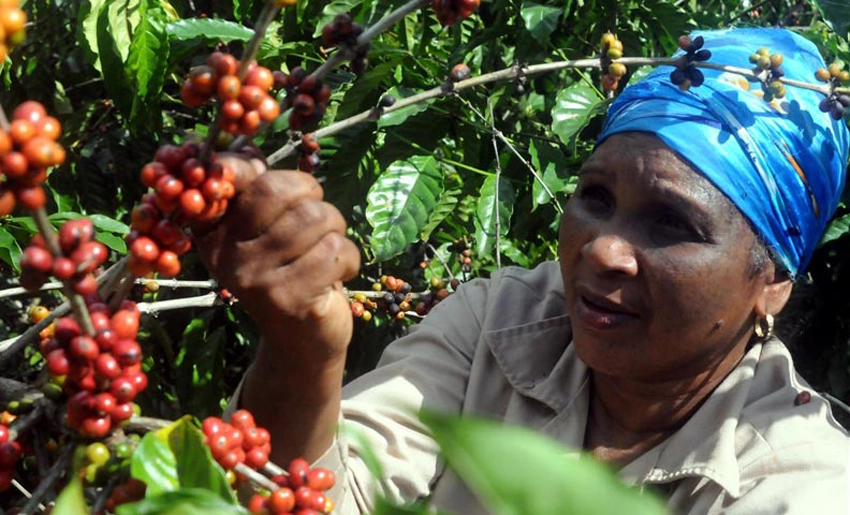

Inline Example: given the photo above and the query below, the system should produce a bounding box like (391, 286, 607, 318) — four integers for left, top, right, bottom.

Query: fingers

(226, 170, 324, 240)
(263, 232, 361, 318)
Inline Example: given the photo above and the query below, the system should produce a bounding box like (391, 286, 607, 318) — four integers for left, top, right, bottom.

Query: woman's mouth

(574, 292, 639, 330)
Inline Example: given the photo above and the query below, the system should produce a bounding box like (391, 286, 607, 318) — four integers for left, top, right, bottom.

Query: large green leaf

(551, 82, 605, 146)
(421, 185, 461, 242)
(474, 175, 515, 257)
(89, 213, 131, 235)
(116, 489, 248, 515)
(520, 2, 562, 45)
(813, 0, 850, 37)
(131, 418, 237, 503)
(366, 156, 445, 262)
(53, 477, 88, 515)
(96, 2, 135, 126)
(165, 19, 255, 43)
(127, 1, 169, 136)
(819, 212, 850, 246)
(421, 412, 665, 515)
(78, 0, 110, 71)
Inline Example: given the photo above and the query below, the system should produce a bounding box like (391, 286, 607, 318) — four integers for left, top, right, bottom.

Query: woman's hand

(191, 154, 361, 463)
(192, 155, 361, 360)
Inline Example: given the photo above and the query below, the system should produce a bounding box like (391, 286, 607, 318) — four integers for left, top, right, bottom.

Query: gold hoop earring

(754, 313, 774, 339)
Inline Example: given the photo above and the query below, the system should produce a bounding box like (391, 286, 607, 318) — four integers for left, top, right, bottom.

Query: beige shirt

(249, 261, 850, 514)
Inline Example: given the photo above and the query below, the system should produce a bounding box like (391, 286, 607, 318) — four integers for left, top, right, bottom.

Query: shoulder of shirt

(734, 338, 849, 480)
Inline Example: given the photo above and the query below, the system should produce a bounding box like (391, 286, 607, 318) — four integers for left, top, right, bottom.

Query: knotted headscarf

(598, 28, 849, 277)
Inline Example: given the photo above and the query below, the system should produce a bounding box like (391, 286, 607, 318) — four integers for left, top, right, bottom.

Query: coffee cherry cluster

(322, 13, 370, 75)
(450, 238, 473, 274)
(412, 276, 456, 316)
(181, 52, 281, 136)
(669, 35, 711, 91)
(600, 33, 626, 92)
(248, 458, 336, 514)
(748, 47, 786, 101)
(202, 410, 272, 471)
(298, 133, 321, 173)
(40, 302, 146, 438)
(0, 424, 21, 492)
(129, 143, 236, 277)
(815, 63, 850, 120)
(19, 218, 107, 293)
(277, 68, 332, 131)
(0, 101, 66, 216)
(0, 0, 26, 62)
(431, 0, 480, 27)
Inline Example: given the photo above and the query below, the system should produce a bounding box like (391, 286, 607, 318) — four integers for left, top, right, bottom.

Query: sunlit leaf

(421, 412, 666, 515)
(377, 87, 435, 129)
(0, 227, 22, 272)
(131, 418, 236, 503)
(166, 19, 255, 42)
(551, 82, 605, 146)
(116, 488, 248, 515)
(819, 212, 850, 246)
(53, 477, 88, 515)
(474, 175, 515, 257)
(366, 156, 445, 261)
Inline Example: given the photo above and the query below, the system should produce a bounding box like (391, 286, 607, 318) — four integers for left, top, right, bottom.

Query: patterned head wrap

(598, 28, 850, 277)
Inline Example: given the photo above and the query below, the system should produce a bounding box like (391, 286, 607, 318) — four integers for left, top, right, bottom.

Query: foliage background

(0, 0, 848, 431)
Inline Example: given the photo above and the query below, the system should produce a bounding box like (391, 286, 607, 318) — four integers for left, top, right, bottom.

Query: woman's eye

(655, 210, 704, 241)
(577, 184, 612, 212)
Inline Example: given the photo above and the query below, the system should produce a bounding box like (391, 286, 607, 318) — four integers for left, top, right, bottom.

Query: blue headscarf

(598, 28, 849, 277)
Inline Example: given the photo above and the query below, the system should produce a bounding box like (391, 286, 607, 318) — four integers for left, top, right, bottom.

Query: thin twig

(0, 258, 126, 362)
(312, 0, 431, 79)
(426, 243, 455, 281)
(488, 101, 502, 269)
(494, 130, 563, 214)
(19, 444, 74, 515)
(235, 463, 280, 491)
(138, 292, 221, 315)
(0, 278, 220, 299)
(345, 289, 427, 300)
(201, 2, 280, 162)
(268, 55, 837, 164)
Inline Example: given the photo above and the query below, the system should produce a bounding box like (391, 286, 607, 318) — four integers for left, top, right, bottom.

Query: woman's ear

(754, 264, 793, 317)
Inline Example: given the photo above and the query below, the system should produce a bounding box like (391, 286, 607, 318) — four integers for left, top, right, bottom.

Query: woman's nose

(580, 232, 638, 276)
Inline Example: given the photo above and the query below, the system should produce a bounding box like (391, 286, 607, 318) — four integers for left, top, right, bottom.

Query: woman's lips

(574, 291, 639, 330)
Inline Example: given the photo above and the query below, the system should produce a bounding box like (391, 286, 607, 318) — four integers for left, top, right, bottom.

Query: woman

(196, 28, 849, 513)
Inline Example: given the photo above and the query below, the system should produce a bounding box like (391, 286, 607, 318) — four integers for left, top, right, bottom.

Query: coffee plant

(0, 0, 847, 513)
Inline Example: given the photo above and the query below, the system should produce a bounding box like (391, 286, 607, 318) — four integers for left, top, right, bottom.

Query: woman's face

(559, 132, 770, 382)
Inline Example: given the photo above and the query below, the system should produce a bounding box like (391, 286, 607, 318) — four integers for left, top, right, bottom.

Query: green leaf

(421, 412, 666, 515)
(813, 0, 850, 37)
(78, 0, 110, 71)
(127, 1, 169, 136)
(131, 418, 237, 503)
(95, 232, 127, 253)
(366, 156, 445, 262)
(165, 19, 255, 43)
(132, 430, 180, 495)
(520, 2, 562, 45)
(551, 82, 605, 146)
(529, 140, 576, 210)
(116, 488, 248, 515)
(175, 314, 228, 419)
(420, 185, 461, 242)
(0, 226, 22, 272)
(53, 477, 88, 515)
(819, 212, 850, 246)
(96, 2, 135, 124)
(474, 175, 515, 257)
(377, 87, 435, 129)
(89, 214, 130, 235)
